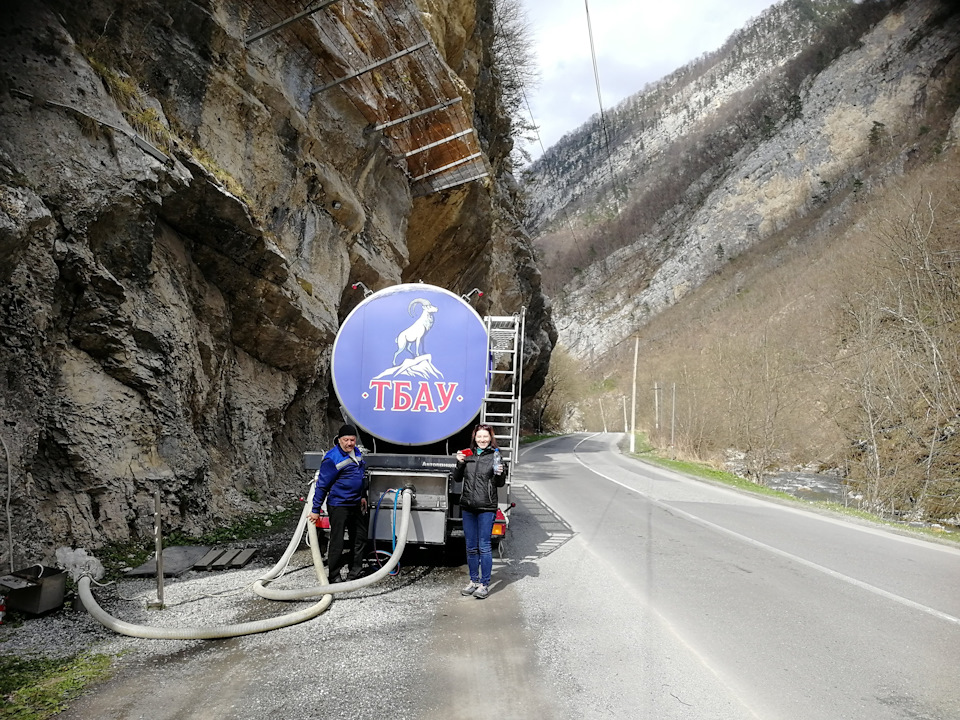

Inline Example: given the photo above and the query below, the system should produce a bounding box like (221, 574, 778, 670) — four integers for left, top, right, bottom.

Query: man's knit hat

(336, 424, 358, 439)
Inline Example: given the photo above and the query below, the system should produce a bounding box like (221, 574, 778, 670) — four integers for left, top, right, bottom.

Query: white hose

(255, 488, 412, 600)
(78, 485, 413, 640)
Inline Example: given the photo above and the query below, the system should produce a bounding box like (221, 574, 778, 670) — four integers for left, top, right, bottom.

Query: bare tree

(491, 0, 540, 166)
(838, 186, 960, 520)
(533, 346, 587, 433)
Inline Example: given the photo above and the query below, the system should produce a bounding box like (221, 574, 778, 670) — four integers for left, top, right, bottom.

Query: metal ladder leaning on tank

(481, 309, 525, 556)
(481, 308, 525, 465)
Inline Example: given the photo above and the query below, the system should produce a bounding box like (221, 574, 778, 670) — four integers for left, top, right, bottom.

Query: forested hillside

(526, 0, 871, 234)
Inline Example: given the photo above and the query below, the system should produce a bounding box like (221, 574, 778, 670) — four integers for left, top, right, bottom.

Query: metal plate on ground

(126, 546, 212, 578)
(210, 549, 241, 569)
(230, 549, 257, 567)
(194, 547, 259, 571)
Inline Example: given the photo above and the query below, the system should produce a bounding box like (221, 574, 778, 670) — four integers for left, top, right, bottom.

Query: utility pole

(654, 382, 660, 432)
(671, 382, 676, 459)
(599, 397, 607, 432)
(630, 337, 638, 453)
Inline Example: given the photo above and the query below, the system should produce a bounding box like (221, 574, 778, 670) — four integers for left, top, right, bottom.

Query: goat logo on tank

(332, 284, 489, 445)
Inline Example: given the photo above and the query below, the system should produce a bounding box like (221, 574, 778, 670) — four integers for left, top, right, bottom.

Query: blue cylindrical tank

(332, 284, 488, 445)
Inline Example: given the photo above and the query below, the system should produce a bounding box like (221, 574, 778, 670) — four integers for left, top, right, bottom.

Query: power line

(583, 0, 609, 149)
(491, 0, 589, 266)
(592, 315, 959, 391)
(490, 1, 546, 160)
(583, 0, 621, 214)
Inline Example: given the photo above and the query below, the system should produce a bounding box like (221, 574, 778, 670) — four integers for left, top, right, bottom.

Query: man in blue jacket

(307, 424, 368, 582)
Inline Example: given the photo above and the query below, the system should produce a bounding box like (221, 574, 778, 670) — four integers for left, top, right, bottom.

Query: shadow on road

(493, 484, 575, 591)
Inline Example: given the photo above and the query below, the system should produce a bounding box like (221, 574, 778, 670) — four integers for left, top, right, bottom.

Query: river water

(765, 471, 847, 503)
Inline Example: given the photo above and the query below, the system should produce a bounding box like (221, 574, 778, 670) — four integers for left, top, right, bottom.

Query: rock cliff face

(527, 0, 960, 361)
(0, 0, 554, 562)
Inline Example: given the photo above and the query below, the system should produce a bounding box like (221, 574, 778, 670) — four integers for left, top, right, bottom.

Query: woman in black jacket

(452, 423, 507, 599)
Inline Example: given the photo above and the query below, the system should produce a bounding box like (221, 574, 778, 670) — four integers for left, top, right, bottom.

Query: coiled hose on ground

(78, 485, 414, 640)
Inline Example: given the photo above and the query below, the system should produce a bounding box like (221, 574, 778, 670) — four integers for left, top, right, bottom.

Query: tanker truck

(304, 283, 524, 553)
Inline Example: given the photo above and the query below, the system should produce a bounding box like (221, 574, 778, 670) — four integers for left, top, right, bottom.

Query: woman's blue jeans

(462, 509, 495, 585)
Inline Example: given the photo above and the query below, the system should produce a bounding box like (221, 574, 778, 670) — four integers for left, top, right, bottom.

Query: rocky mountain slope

(527, 0, 859, 229)
(0, 0, 555, 562)
(525, 0, 960, 361)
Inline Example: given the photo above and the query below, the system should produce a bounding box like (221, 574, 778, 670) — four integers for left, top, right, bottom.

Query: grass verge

(0, 653, 113, 719)
(633, 450, 796, 501)
(520, 433, 560, 444)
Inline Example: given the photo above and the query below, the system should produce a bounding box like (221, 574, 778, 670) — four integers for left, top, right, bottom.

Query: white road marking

(571, 434, 960, 627)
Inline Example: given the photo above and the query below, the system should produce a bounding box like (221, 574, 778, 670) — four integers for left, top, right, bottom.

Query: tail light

(315, 513, 330, 529)
(491, 508, 507, 537)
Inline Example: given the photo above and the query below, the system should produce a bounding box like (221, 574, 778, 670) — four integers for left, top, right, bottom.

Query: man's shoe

(461, 581, 480, 596)
(473, 584, 489, 599)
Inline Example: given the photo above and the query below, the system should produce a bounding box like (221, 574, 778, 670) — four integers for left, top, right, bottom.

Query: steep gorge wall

(0, 0, 554, 563)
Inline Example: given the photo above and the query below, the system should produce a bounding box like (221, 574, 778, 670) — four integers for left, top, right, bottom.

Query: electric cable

(371, 488, 403, 575)
(490, 0, 590, 270)
(583, 0, 622, 214)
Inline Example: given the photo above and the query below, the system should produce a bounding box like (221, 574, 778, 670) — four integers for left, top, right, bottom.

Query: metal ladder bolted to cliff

(481, 309, 525, 467)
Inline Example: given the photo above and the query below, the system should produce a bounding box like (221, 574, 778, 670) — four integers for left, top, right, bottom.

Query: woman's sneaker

(473, 584, 489, 599)
(461, 581, 480, 596)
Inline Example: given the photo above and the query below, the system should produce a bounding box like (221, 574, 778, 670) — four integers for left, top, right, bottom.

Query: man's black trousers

(327, 504, 367, 581)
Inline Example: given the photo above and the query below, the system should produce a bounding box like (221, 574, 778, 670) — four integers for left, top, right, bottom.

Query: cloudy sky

(519, 0, 783, 160)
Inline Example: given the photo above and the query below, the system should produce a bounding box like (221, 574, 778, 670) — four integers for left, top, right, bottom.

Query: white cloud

(520, 0, 783, 159)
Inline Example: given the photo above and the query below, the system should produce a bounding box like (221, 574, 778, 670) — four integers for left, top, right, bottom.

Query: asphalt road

(57, 433, 960, 719)
(508, 433, 960, 719)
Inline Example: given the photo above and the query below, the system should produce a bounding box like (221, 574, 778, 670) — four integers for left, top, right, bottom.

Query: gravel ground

(0, 525, 465, 720)
(1, 476, 623, 720)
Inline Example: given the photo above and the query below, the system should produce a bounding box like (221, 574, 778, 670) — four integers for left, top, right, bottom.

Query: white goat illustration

(393, 298, 438, 364)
